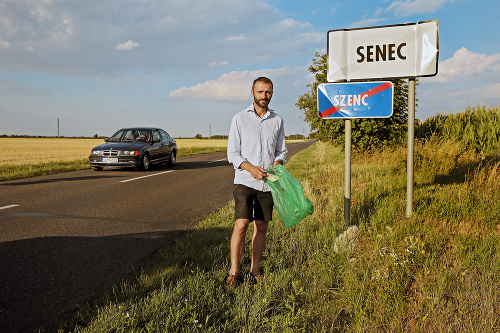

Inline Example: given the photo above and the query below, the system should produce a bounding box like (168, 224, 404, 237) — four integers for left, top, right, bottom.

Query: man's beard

(254, 97, 270, 108)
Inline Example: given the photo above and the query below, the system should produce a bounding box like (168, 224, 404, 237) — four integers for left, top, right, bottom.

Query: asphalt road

(0, 141, 314, 332)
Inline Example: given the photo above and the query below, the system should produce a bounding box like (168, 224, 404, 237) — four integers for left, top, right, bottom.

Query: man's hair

(252, 77, 273, 91)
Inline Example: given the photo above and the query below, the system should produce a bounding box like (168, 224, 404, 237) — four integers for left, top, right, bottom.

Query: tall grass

(416, 105, 500, 154)
(64, 121, 499, 332)
(347, 138, 499, 331)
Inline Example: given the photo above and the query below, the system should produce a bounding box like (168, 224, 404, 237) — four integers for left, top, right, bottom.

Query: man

(226, 77, 287, 287)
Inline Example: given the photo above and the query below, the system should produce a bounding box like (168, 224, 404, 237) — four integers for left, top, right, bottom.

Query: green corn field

(417, 105, 500, 154)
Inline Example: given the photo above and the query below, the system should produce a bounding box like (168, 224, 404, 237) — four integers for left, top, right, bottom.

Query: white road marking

(120, 170, 175, 183)
(0, 204, 20, 210)
(208, 158, 228, 164)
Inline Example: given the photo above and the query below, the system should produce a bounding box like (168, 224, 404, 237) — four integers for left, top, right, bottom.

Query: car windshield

(109, 129, 152, 142)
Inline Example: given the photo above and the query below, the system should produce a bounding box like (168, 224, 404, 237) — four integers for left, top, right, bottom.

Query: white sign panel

(327, 20, 439, 82)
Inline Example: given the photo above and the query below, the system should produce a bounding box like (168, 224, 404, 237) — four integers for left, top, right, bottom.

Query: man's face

(251, 82, 273, 109)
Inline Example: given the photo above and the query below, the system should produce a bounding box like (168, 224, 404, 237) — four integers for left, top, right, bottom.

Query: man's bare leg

(250, 219, 268, 277)
(229, 218, 250, 276)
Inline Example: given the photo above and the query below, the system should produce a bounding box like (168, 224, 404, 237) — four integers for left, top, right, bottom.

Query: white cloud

(169, 68, 292, 101)
(279, 18, 311, 29)
(348, 18, 387, 29)
(0, 0, 74, 49)
(448, 83, 500, 99)
(386, 0, 453, 16)
(359, 0, 453, 28)
(298, 31, 324, 43)
(435, 47, 500, 83)
(224, 34, 246, 42)
(0, 0, 322, 76)
(209, 61, 229, 67)
(114, 40, 140, 51)
(0, 40, 10, 49)
(419, 48, 500, 118)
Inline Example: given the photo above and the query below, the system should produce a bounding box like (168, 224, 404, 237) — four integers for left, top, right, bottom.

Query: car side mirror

(104, 137, 110, 142)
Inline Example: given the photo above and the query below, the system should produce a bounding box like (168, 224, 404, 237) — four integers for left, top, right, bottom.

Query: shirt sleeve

(274, 118, 288, 164)
(227, 114, 246, 169)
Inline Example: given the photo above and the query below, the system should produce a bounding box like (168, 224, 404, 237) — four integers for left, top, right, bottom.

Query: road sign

(318, 81, 393, 119)
(327, 20, 438, 82)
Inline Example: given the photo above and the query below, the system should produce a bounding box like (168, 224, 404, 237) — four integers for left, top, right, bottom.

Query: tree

(194, 134, 203, 139)
(287, 134, 306, 140)
(296, 52, 412, 152)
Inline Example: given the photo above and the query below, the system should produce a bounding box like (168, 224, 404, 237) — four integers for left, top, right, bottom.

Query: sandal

(225, 274, 238, 288)
(248, 273, 264, 284)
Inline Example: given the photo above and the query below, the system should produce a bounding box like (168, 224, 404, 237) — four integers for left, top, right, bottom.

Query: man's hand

(273, 159, 283, 167)
(240, 162, 267, 180)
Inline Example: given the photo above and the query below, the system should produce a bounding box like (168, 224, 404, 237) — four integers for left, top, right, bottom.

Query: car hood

(92, 142, 150, 151)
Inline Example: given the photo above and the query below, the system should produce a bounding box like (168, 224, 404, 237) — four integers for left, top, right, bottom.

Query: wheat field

(0, 138, 229, 165)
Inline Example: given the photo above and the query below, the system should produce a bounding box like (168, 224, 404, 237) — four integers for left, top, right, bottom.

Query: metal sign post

(406, 78, 416, 217)
(344, 119, 352, 227)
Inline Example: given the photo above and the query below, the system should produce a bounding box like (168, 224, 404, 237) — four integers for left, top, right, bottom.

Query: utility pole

(209, 124, 211, 139)
(57, 119, 60, 137)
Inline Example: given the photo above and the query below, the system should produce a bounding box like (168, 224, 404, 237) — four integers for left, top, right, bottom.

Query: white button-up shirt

(227, 104, 288, 192)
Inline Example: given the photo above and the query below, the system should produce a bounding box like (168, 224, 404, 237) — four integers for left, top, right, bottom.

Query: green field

(60, 106, 500, 332)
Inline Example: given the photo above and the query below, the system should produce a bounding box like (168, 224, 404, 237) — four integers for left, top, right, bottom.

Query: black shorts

(233, 184, 274, 222)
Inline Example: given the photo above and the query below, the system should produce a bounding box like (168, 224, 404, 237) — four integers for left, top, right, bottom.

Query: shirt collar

(246, 103, 274, 118)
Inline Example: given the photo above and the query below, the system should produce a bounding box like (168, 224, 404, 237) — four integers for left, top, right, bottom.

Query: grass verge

(63, 138, 499, 332)
(0, 159, 91, 181)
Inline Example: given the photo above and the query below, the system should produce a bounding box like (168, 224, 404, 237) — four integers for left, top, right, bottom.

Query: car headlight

(121, 151, 140, 156)
(92, 150, 103, 156)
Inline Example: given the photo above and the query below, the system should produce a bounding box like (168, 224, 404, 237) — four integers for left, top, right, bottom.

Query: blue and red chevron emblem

(317, 81, 393, 119)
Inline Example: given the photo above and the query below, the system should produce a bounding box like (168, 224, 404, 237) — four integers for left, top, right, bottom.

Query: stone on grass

(334, 225, 359, 254)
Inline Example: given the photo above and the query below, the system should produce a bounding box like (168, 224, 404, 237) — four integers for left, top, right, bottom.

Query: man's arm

(240, 161, 267, 180)
(227, 115, 246, 169)
(274, 119, 287, 166)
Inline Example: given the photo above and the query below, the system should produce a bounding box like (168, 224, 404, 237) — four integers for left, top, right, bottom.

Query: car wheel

(167, 150, 176, 166)
(141, 153, 151, 171)
(92, 167, 103, 171)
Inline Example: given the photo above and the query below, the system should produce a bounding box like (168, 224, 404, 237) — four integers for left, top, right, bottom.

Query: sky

(0, 0, 498, 138)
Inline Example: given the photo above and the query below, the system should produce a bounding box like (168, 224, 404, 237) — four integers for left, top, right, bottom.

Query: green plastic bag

(265, 164, 314, 227)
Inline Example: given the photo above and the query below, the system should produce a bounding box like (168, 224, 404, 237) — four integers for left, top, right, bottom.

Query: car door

(149, 130, 164, 163)
(159, 129, 173, 160)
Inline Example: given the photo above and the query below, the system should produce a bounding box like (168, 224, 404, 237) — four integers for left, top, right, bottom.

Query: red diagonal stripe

(319, 82, 392, 118)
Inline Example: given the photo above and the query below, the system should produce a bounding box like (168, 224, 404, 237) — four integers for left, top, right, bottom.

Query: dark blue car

(89, 127, 177, 171)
